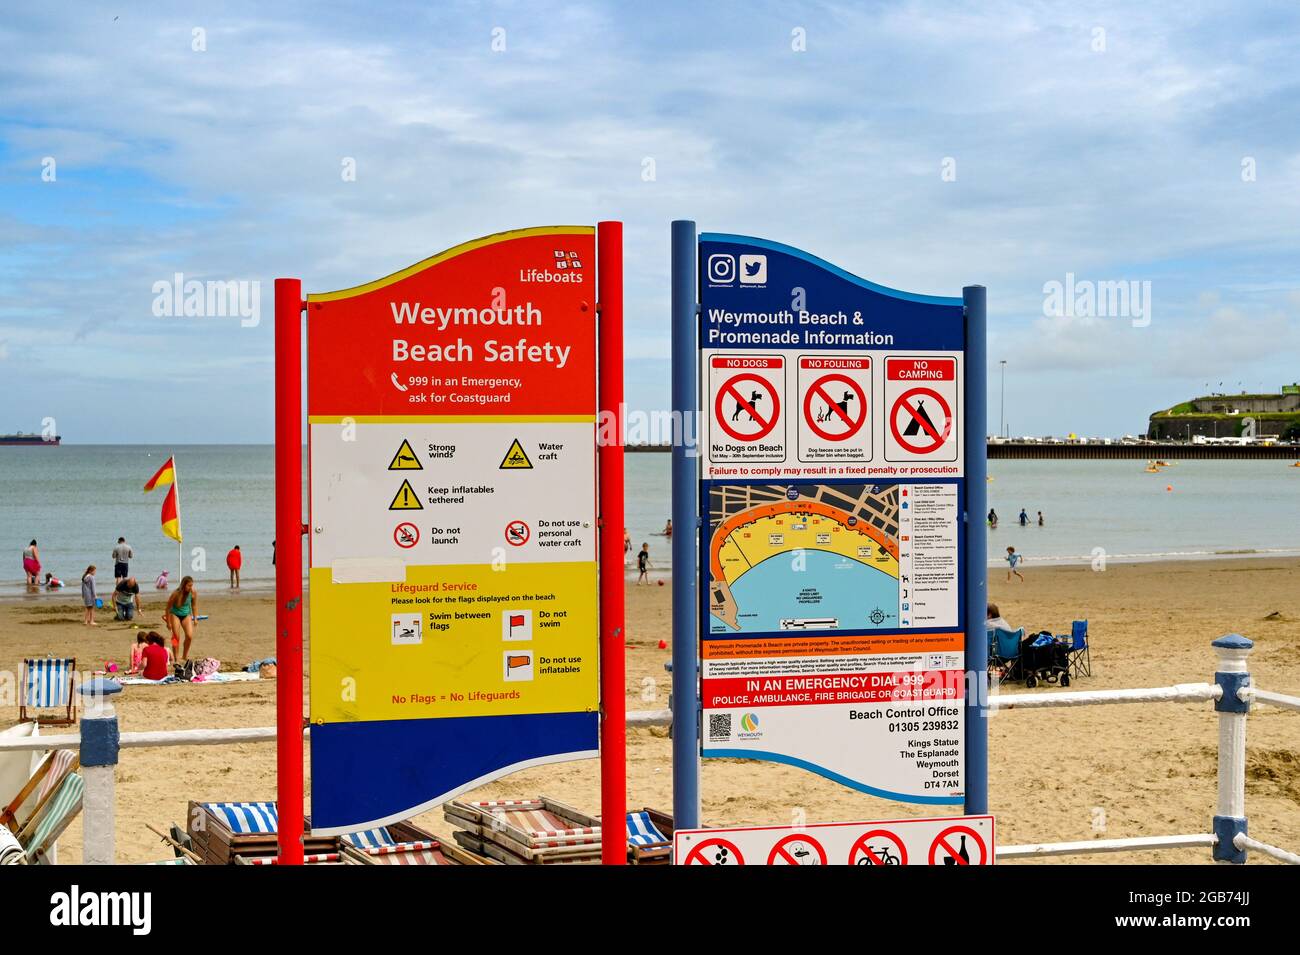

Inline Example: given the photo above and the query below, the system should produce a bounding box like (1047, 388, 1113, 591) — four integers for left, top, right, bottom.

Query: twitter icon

(739, 254, 767, 284)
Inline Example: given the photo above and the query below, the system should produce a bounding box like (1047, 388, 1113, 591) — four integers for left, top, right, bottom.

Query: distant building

(1148, 384, 1300, 441)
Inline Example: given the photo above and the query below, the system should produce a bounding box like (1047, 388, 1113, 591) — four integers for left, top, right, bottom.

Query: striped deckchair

(235, 852, 345, 865)
(203, 801, 278, 834)
(339, 820, 492, 865)
(627, 810, 667, 846)
(626, 808, 673, 864)
(343, 827, 396, 850)
(17, 772, 83, 864)
(2, 750, 79, 833)
(0, 825, 23, 865)
(19, 658, 77, 726)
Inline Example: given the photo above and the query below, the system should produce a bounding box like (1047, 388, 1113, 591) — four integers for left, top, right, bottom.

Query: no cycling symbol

(850, 829, 907, 865)
(714, 373, 780, 442)
(803, 373, 866, 442)
(682, 837, 745, 866)
(890, 387, 953, 454)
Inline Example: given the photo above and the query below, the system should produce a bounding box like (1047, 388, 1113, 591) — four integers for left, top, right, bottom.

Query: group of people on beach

(21, 534, 205, 666)
(987, 507, 1044, 528)
(987, 509, 1041, 582)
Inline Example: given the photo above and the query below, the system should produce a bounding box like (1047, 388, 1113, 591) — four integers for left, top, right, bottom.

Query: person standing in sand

(112, 536, 133, 584)
(226, 545, 242, 589)
(637, 543, 651, 584)
(22, 539, 40, 587)
(81, 565, 98, 626)
(164, 575, 200, 662)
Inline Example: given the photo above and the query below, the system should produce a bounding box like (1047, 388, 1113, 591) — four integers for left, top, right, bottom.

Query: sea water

(0, 446, 1296, 596)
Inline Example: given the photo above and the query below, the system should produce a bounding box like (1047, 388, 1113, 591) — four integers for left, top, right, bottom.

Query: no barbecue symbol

(890, 387, 953, 454)
(714, 373, 780, 442)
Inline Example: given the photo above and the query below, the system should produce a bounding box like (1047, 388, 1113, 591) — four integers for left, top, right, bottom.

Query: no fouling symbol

(890, 387, 953, 454)
(803, 373, 866, 442)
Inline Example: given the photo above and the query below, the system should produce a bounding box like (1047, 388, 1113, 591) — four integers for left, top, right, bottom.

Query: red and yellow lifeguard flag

(159, 483, 182, 543)
(143, 457, 177, 492)
(144, 456, 182, 542)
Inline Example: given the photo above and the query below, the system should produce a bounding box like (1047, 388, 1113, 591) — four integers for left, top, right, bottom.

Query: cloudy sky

(1, 1, 1296, 442)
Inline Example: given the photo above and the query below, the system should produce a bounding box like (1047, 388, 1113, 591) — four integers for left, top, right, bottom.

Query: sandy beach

(2, 557, 1297, 865)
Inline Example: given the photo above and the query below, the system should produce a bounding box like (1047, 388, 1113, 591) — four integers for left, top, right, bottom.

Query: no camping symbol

(802, 373, 866, 442)
(714, 373, 780, 442)
(890, 387, 953, 454)
(682, 837, 745, 866)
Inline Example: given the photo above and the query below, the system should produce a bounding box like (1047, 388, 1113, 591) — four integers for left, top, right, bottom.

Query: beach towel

(118, 671, 259, 686)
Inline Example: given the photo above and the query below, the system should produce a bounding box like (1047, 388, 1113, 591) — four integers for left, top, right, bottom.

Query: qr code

(708, 713, 732, 741)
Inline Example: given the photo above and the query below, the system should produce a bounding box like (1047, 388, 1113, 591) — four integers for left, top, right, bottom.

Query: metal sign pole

(670, 219, 701, 830)
(597, 221, 627, 864)
(962, 285, 989, 816)
(274, 277, 305, 865)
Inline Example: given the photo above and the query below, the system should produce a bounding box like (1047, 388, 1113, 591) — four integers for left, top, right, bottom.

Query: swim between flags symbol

(714, 373, 780, 442)
(890, 387, 953, 454)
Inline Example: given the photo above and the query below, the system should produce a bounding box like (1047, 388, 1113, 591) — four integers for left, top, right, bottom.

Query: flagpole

(172, 450, 182, 578)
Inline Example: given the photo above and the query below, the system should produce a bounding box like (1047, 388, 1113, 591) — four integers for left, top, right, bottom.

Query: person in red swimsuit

(141, 632, 172, 681)
(226, 545, 242, 590)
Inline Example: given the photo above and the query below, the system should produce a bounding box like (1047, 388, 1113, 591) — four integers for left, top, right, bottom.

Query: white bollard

(1211, 634, 1251, 864)
(79, 677, 122, 865)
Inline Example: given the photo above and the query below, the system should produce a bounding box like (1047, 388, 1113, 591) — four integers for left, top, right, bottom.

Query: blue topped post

(671, 219, 701, 830)
(962, 286, 989, 816)
(1211, 633, 1252, 863)
(79, 676, 122, 864)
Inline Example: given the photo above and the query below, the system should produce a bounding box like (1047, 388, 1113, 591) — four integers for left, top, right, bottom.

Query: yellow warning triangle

(388, 439, 422, 470)
(388, 479, 423, 510)
(499, 438, 533, 470)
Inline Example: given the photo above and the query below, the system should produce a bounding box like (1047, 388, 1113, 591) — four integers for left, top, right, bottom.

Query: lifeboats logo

(49, 885, 152, 936)
(519, 249, 585, 284)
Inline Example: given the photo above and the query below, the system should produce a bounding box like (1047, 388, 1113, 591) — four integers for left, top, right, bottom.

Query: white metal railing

(4, 635, 1296, 865)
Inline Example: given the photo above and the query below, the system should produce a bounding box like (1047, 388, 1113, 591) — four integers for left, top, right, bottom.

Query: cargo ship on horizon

(0, 432, 60, 446)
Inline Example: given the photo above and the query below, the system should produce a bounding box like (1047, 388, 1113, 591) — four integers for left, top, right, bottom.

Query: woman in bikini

(163, 575, 200, 664)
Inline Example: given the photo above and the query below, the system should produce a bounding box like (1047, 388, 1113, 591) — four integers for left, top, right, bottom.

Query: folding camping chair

(988, 627, 1025, 685)
(18, 658, 77, 726)
(14, 771, 83, 864)
(1068, 619, 1091, 677)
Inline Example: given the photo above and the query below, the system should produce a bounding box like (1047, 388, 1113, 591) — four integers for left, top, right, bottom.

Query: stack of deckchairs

(340, 820, 492, 865)
(1, 749, 83, 864)
(445, 797, 602, 864)
(186, 800, 339, 865)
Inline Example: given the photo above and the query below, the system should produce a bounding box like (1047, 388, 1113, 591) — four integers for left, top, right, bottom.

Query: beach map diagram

(707, 484, 900, 633)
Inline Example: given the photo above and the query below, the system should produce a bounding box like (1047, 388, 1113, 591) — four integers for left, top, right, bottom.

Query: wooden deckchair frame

(18, 658, 77, 726)
(2, 751, 80, 834)
(17, 772, 83, 864)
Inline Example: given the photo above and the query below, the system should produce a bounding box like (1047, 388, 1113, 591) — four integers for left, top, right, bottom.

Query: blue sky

(0, 1, 1297, 442)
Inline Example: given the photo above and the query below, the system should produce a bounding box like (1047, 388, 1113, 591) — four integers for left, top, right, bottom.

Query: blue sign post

(670, 224, 986, 820)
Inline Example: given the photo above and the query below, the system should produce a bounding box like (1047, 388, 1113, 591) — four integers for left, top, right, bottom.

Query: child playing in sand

(1006, 546, 1024, 581)
(128, 633, 147, 674)
(637, 543, 651, 584)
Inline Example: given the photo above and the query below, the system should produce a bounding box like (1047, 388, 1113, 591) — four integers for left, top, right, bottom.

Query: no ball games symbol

(682, 837, 744, 866)
(505, 520, 530, 547)
(928, 825, 987, 866)
(803, 373, 867, 441)
(850, 829, 907, 866)
(768, 833, 827, 866)
(393, 522, 419, 549)
(890, 387, 953, 454)
(715, 373, 780, 442)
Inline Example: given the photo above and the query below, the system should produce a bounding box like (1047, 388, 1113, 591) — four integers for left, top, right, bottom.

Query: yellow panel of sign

(309, 561, 598, 723)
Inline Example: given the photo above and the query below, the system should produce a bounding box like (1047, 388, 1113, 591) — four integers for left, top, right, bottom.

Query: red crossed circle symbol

(803, 373, 867, 442)
(890, 387, 953, 453)
(393, 522, 420, 548)
(928, 825, 987, 866)
(768, 833, 827, 865)
(714, 373, 780, 442)
(504, 520, 530, 546)
(682, 837, 745, 866)
(850, 829, 908, 865)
